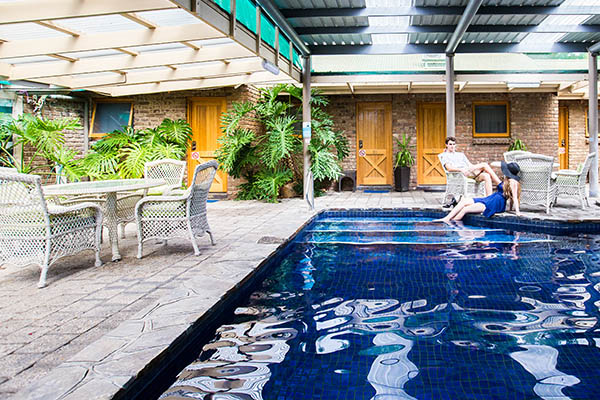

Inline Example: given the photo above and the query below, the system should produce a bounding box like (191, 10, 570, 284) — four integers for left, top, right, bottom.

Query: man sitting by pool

(439, 136, 500, 197)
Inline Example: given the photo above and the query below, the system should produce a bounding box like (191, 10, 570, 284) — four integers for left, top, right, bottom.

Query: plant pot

(394, 166, 410, 192)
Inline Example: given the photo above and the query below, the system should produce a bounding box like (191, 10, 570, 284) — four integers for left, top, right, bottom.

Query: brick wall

(326, 92, 560, 188)
(560, 100, 600, 173)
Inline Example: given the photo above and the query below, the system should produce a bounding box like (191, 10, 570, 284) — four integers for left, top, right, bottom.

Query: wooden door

(356, 102, 392, 186)
(558, 106, 569, 169)
(187, 97, 227, 192)
(417, 103, 446, 185)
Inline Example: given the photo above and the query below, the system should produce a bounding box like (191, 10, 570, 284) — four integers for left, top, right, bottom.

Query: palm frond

(309, 145, 342, 181)
(119, 143, 152, 178)
(215, 128, 256, 175)
(254, 169, 293, 202)
(151, 142, 187, 160)
(157, 118, 192, 146)
(263, 116, 300, 169)
(81, 151, 119, 179)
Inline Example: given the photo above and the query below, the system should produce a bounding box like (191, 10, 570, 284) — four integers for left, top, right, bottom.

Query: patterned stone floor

(2, 190, 599, 399)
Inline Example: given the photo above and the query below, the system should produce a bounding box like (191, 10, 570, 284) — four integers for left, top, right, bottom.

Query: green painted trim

(312, 69, 591, 76)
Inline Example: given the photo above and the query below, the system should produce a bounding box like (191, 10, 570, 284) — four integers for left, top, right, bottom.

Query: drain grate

(257, 236, 285, 244)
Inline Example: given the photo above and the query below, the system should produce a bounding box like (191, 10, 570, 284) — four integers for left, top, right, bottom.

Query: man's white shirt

(439, 151, 470, 170)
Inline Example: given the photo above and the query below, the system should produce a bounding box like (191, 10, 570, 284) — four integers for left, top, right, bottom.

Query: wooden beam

(45, 58, 265, 88)
(103, 71, 287, 96)
(8, 43, 254, 80)
(0, 23, 223, 59)
(181, 41, 201, 50)
(115, 48, 139, 56)
(48, 54, 79, 62)
(35, 21, 80, 37)
(120, 13, 157, 29)
(0, 0, 178, 25)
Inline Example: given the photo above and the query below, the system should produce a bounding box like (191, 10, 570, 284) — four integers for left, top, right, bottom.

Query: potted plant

(508, 138, 527, 151)
(394, 133, 414, 192)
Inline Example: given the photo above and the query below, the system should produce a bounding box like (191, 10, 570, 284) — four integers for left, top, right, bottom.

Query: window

(585, 107, 600, 138)
(90, 100, 133, 137)
(472, 101, 509, 138)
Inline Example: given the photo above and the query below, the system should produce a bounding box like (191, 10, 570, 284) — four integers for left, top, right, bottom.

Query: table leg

(104, 192, 121, 262)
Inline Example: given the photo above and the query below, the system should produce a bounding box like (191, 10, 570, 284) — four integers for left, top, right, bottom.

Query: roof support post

(302, 55, 314, 211)
(588, 52, 598, 198)
(446, 53, 455, 139)
(445, 0, 484, 54)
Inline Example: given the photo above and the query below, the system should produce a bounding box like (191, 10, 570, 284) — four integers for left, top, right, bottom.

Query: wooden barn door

(558, 106, 569, 169)
(187, 97, 227, 192)
(356, 102, 392, 186)
(417, 103, 446, 185)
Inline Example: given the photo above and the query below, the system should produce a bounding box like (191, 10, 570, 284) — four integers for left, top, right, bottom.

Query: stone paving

(1, 190, 599, 399)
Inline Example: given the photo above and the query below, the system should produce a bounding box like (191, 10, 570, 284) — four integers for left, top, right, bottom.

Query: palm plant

(82, 118, 191, 179)
(0, 113, 83, 180)
(216, 83, 348, 202)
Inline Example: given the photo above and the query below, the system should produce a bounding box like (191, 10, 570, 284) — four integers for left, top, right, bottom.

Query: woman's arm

(510, 179, 521, 216)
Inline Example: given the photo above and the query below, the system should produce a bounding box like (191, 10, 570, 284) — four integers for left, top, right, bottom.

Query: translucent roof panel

(127, 43, 188, 54)
(409, 33, 450, 44)
(275, 0, 366, 7)
(6, 55, 62, 65)
(136, 9, 201, 26)
(461, 32, 527, 44)
(372, 34, 409, 45)
(63, 49, 124, 59)
(0, 22, 68, 41)
(55, 15, 144, 34)
(307, 34, 371, 46)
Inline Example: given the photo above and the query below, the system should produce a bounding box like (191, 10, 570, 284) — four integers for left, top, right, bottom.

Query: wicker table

(44, 179, 165, 261)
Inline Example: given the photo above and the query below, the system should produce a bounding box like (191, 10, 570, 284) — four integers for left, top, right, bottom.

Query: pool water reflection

(160, 216, 600, 400)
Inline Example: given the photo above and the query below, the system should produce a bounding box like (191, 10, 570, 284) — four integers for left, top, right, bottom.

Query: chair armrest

(162, 186, 186, 196)
(555, 170, 580, 176)
(47, 202, 103, 216)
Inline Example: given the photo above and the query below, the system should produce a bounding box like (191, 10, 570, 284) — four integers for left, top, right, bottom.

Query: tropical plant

(0, 113, 83, 181)
(394, 133, 414, 168)
(508, 138, 528, 151)
(82, 118, 191, 179)
(216, 83, 348, 202)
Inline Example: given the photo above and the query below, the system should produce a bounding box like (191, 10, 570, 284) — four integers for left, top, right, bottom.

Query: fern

(309, 145, 342, 181)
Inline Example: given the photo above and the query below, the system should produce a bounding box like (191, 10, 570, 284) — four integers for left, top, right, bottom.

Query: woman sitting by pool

(436, 161, 521, 222)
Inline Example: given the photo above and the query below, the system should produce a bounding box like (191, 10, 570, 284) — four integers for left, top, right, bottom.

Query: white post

(302, 55, 314, 210)
(446, 54, 455, 139)
(589, 52, 598, 198)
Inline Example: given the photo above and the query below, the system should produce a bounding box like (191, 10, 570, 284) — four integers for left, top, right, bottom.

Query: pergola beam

(40, 58, 266, 88)
(120, 13, 158, 29)
(446, 0, 483, 54)
(7, 44, 254, 80)
(309, 42, 589, 55)
(0, 23, 223, 59)
(102, 71, 288, 96)
(35, 21, 81, 37)
(295, 24, 600, 36)
(0, 0, 178, 25)
(281, 6, 600, 18)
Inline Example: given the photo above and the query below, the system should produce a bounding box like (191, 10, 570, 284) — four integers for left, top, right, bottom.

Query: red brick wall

(560, 100, 600, 174)
(326, 92, 560, 188)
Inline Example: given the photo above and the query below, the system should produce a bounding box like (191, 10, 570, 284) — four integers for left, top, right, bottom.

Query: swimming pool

(158, 211, 600, 399)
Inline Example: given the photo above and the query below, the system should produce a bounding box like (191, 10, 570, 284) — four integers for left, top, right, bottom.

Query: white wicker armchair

(135, 160, 217, 259)
(554, 152, 596, 209)
(0, 171, 103, 288)
(144, 159, 186, 195)
(513, 153, 556, 214)
(437, 153, 484, 203)
(503, 150, 531, 162)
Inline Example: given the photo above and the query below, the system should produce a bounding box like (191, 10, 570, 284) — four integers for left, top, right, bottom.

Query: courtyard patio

(1, 189, 599, 399)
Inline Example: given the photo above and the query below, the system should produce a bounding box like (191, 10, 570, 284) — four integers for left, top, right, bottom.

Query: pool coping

(15, 207, 600, 399)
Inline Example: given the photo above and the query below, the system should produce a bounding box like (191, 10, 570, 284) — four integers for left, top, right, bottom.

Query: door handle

(561, 139, 566, 146)
(359, 140, 363, 149)
(191, 141, 197, 151)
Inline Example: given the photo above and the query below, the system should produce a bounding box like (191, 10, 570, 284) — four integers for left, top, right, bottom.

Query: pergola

(1, 0, 600, 204)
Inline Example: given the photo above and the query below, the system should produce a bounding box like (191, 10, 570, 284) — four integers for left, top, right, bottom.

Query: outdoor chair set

(0, 160, 217, 287)
(439, 151, 596, 214)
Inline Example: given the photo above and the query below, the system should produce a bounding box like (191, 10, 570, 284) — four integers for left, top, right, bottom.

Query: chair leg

(38, 264, 49, 288)
(207, 230, 216, 245)
(190, 232, 201, 256)
(94, 249, 102, 267)
(137, 241, 143, 259)
(120, 223, 126, 239)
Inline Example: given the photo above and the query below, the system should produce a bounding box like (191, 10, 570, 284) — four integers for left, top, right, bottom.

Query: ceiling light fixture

(262, 59, 279, 75)
(507, 82, 540, 88)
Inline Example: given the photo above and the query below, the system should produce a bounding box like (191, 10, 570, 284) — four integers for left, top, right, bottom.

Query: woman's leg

(437, 197, 475, 222)
(452, 202, 486, 221)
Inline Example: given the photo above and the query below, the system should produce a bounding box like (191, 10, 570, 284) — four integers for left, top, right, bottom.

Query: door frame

(416, 102, 446, 186)
(186, 96, 228, 191)
(558, 105, 569, 169)
(355, 101, 393, 186)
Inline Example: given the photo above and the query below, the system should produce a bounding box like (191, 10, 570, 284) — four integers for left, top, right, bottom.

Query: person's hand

(515, 211, 522, 217)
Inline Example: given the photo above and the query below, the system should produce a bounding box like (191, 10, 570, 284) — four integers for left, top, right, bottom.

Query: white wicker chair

(513, 153, 556, 214)
(135, 160, 217, 259)
(144, 159, 186, 195)
(0, 171, 103, 288)
(438, 153, 485, 204)
(553, 152, 596, 209)
(503, 150, 531, 163)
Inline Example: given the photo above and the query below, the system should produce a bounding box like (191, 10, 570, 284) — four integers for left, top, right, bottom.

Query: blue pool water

(159, 214, 600, 399)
